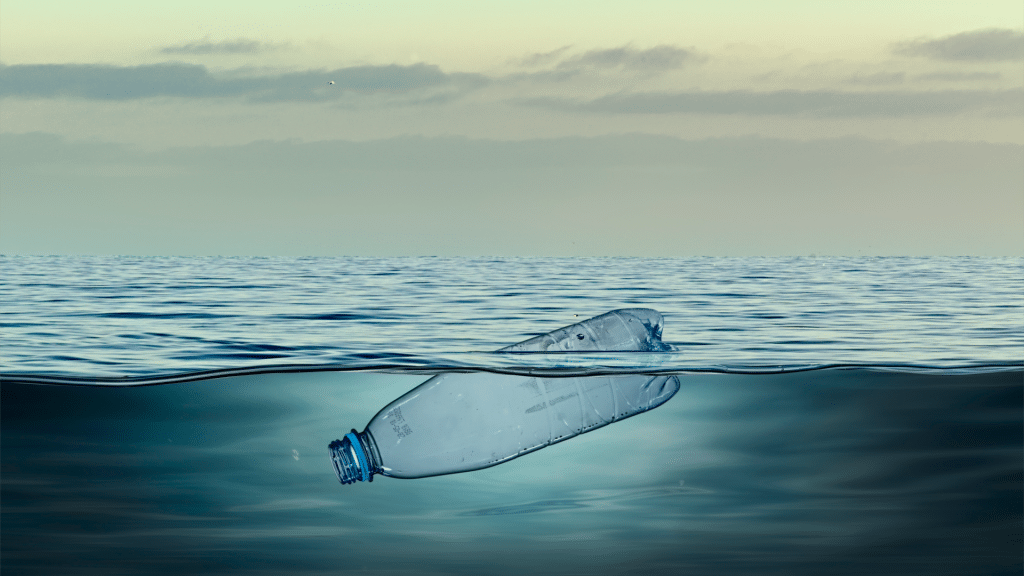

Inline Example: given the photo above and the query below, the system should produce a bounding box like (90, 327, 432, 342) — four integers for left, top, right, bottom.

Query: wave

(3, 356, 1020, 387)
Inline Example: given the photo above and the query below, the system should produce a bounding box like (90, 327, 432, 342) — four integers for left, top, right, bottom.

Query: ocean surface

(1, 256, 1021, 575)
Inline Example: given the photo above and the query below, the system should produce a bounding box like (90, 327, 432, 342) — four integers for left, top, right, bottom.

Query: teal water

(3, 367, 1021, 575)
(1, 256, 1021, 574)
(2, 256, 1021, 376)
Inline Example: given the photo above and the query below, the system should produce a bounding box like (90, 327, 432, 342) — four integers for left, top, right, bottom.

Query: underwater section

(2, 367, 1021, 575)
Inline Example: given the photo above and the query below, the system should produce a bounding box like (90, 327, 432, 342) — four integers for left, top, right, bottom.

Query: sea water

(1, 256, 1021, 575)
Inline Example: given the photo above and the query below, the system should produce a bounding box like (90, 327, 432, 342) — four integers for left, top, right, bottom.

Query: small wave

(2, 358, 1020, 387)
(88, 312, 230, 320)
(275, 313, 376, 321)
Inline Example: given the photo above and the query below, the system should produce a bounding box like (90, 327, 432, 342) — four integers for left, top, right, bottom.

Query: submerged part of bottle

(329, 308, 679, 484)
(498, 308, 672, 353)
(329, 431, 378, 484)
(331, 373, 680, 482)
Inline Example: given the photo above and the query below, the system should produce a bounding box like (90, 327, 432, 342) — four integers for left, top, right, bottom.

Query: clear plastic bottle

(329, 309, 679, 484)
(498, 308, 672, 353)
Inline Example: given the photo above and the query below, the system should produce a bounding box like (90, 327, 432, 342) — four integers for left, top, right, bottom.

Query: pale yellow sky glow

(3, 0, 1021, 69)
(1, 1, 1021, 255)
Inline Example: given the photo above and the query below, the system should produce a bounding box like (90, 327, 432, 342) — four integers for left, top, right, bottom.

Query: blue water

(1, 256, 1021, 575)
(2, 256, 1022, 377)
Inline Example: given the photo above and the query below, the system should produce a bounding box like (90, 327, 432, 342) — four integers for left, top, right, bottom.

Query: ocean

(2, 256, 1021, 575)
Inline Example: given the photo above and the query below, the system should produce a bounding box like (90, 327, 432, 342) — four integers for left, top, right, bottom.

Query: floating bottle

(497, 308, 672, 353)
(329, 309, 679, 484)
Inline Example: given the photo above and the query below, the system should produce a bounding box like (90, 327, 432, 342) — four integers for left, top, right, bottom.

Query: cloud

(514, 45, 701, 73)
(846, 72, 905, 86)
(893, 28, 1024, 61)
(916, 71, 1002, 82)
(160, 38, 288, 55)
(516, 89, 1024, 117)
(0, 62, 487, 102)
(517, 46, 573, 67)
(557, 45, 702, 72)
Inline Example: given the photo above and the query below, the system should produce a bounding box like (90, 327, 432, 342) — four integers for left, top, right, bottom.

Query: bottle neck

(328, 429, 381, 484)
(360, 429, 382, 473)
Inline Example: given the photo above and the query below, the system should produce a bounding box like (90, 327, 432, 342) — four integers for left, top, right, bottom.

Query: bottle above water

(497, 308, 672, 353)
(329, 309, 679, 484)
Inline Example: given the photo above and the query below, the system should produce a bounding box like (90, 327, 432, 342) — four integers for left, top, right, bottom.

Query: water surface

(2, 256, 1021, 574)
(3, 256, 1021, 376)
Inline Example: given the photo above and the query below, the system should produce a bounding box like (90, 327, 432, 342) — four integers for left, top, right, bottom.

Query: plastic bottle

(497, 308, 672, 353)
(329, 309, 679, 484)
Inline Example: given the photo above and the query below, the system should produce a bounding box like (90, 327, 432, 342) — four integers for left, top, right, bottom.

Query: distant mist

(2, 133, 1021, 256)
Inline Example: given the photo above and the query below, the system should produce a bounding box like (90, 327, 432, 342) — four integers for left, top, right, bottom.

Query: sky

(1, 0, 1022, 255)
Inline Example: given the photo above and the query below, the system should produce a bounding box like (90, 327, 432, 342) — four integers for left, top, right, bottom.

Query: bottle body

(329, 308, 679, 484)
(498, 308, 671, 353)
(331, 371, 680, 481)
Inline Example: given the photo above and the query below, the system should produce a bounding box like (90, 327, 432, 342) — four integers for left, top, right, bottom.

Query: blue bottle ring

(346, 431, 370, 482)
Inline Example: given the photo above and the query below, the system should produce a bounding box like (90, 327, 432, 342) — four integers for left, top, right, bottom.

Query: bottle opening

(329, 431, 372, 484)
